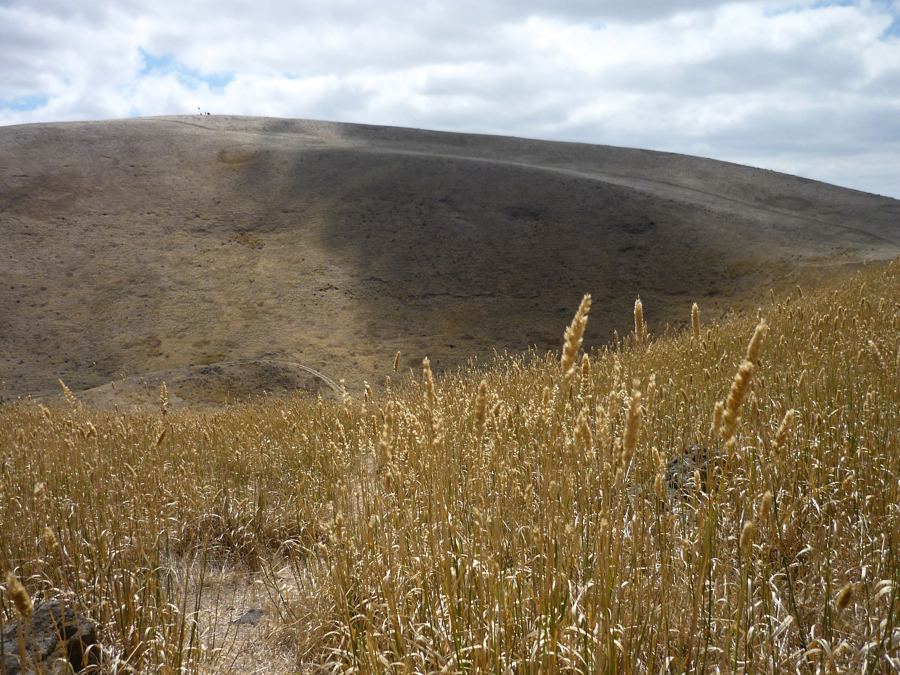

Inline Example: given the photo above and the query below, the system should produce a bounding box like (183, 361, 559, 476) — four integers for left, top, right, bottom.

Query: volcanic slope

(1, 115, 898, 407)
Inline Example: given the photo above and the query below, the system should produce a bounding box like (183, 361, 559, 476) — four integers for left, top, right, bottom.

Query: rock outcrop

(1, 601, 99, 675)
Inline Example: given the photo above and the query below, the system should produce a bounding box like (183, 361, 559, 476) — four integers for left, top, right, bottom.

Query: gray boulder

(1, 600, 99, 674)
(666, 445, 725, 499)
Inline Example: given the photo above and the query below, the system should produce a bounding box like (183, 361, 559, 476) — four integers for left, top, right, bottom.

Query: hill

(2, 260, 899, 672)
(1, 115, 898, 406)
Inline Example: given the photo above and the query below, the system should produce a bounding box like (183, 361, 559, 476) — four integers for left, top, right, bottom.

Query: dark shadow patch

(259, 149, 745, 352)
(766, 196, 811, 211)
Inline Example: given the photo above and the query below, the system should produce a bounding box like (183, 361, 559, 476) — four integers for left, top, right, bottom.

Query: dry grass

(2, 260, 900, 673)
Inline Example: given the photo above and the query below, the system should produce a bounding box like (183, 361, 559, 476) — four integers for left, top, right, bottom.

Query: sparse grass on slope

(1, 260, 899, 673)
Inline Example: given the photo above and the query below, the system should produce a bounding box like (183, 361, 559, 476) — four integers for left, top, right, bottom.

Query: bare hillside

(1, 115, 898, 406)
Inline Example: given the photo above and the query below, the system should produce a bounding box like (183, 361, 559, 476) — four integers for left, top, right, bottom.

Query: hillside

(2, 260, 898, 673)
(1, 116, 898, 406)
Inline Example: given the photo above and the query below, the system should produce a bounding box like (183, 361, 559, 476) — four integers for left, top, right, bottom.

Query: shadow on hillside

(230, 146, 754, 365)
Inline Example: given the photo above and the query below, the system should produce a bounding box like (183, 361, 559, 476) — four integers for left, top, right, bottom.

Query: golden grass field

(2, 259, 900, 673)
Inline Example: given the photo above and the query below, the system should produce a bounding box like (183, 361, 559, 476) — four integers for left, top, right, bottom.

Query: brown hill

(1, 115, 898, 408)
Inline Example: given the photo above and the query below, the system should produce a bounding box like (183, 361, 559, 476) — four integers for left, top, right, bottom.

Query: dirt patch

(229, 232, 265, 249)
(56, 360, 344, 412)
(218, 148, 257, 166)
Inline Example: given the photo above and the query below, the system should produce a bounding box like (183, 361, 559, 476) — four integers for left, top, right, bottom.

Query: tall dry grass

(2, 260, 899, 673)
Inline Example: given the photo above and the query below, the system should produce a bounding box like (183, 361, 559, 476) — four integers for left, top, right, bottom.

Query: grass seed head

(58, 378, 76, 405)
(580, 353, 591, 398)
(692, 303, 700, 342)
(835, 582, 854, 612)
(43, 526, 58, 549)
(423, 357, 437, 410)
(5, 571, 33, 620)
(620, 379, 642, 468)
(745, 319, 767, 364)
(159, 382, 169, 415)
(721, 360, 755, 443)
(561, 294, 591, 387)
(432, 409, 445, 455)
(758, 491, 773, 527)
(575, 406, 593, 451)
(379, 400, 395, 467)
(474, 380, 488, 438)
(708, 400, 725, 445)
(868, 340, 887, 372)
(740, 520, 754, 555)
(634, 297, 645, 345)
(773, 409, 796, 454)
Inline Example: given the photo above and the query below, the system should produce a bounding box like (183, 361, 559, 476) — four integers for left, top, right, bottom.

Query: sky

(1, 0, 899, 198)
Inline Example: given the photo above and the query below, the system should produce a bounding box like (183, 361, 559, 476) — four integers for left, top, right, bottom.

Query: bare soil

(1, 115, 898, 408)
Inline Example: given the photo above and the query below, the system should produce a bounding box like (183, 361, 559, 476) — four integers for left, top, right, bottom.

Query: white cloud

(0, 0, 898, 197)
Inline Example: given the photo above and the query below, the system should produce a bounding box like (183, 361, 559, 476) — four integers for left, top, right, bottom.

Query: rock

(665, 445, 724, 499)
(232, 609, 265, 625)
(1, 600, 99, 675)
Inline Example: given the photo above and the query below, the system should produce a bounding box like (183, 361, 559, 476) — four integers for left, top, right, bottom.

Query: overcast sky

(2, 0, 899, 198)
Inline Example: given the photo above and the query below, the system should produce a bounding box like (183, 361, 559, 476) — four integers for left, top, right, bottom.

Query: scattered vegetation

(2, 260, 899, 673)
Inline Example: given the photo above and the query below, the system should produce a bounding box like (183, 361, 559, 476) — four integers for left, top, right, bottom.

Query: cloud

(0, 0, 898, 197)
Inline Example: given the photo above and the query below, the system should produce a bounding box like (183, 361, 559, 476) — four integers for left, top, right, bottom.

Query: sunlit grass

(2, 260, 899, 673)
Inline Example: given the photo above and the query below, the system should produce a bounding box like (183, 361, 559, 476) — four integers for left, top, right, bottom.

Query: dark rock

(665, 445, 725, 499)
(232, 608, 265, 625)
(1, 600, 99, 675)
